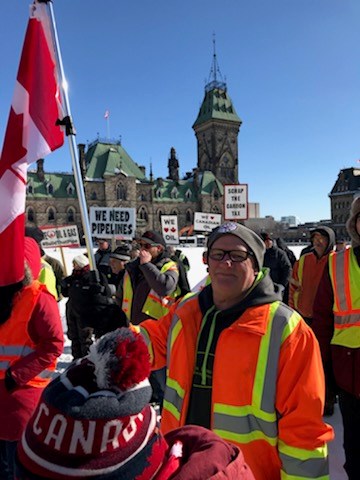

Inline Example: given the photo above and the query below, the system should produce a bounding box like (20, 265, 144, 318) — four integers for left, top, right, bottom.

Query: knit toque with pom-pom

(16, 328, 168, 480)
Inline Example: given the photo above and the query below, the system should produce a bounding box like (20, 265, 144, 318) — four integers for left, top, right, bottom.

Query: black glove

(4, 368, 17, 392)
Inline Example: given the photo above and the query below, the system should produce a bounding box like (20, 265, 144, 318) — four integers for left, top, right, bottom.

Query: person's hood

(310, 226, 336, 256)
(163, 425, 255, 480)
(24, 237, 41, 280)
(346, 196, 360, 247)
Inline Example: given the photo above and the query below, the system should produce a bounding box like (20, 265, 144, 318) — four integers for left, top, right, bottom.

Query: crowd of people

(1, 197, 360, 479)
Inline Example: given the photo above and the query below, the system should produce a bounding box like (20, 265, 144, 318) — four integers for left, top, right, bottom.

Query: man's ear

(202, 251, 208, 265)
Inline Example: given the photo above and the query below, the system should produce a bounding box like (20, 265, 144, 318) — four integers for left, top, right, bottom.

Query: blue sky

(1, 1, 359, 223)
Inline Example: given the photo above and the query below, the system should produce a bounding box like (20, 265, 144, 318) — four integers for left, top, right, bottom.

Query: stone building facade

(25, 56, 243, 240)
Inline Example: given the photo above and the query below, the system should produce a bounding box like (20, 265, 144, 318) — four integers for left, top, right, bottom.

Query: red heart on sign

(164, 228, 169, 232)
(210, 216, 214, 219)
(171, 227, 176, 233)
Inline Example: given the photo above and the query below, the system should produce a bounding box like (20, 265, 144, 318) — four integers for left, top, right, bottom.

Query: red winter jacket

(161, 425, 255, 480)
(0, 287, 63, 441)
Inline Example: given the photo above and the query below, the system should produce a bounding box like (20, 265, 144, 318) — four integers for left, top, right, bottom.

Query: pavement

(327, 403, 346, 479)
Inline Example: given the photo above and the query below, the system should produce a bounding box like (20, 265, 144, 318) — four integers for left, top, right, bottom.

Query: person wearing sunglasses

(138, 222, 333, 480)
(118, 229, 181, 408)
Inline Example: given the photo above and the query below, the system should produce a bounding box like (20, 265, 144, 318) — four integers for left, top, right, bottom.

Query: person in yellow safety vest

(0, 237, 64, 479)
(118, 230, 181, 407)
(313, 196, 360, 480)
(39, 257, 58, 300)
(138, 222, 333, 480)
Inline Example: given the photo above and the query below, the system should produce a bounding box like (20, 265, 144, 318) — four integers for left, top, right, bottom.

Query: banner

(194, 212, 222, 232)
(161, 215, 179, 245)
(224, 184, 248, 220)
(41, 225, 80, 248)
(89, 207, 136, 240)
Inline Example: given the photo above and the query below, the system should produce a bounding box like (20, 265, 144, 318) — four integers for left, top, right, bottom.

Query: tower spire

(206, 33, 226, 92)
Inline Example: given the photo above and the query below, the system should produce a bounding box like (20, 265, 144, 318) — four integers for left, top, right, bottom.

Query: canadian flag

(0, 2, 64, 286)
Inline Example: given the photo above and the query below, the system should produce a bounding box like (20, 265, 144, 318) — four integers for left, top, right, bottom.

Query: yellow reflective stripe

(281, 474, 328, 480)
(293, 256, 305, 309)
(139, 327, 154, 364)
(278, 440, 329, 479)
(214, 403, 277, 444)
(170, 318, 182, 352)
(281, 310, 302, 343)
(163, 377, 185, 421)
(331, 324, 360, 348)
(252, 303, 277, 408)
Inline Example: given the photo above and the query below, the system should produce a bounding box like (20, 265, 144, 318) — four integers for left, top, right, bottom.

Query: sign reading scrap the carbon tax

(41, 225, 80, 248)
(89, 207, 135, 240)
(224, 184, 248, 220)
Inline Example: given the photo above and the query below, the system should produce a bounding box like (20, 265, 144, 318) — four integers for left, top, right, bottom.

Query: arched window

(67, 207, 75, 222)
(48, 208, 55, 222)
(171, 209, 178, 216)
(27, 184, 33, 194)
(47, 183, 54, 195)
(157, 209, 164, 222)
(91, 191, 97, 200)
(186, 209, 192, 223)
(116, 183, 127, 200)
(27, 208, 35, 222)
(138, 206, 148, 222)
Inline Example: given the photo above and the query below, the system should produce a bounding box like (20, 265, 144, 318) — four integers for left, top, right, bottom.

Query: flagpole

(42, 0, 96, 271)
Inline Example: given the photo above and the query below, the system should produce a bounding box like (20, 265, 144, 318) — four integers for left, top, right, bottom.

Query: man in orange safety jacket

(139, 222, 333, 480)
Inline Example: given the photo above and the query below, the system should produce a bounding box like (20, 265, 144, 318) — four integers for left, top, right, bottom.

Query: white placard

(224, 184, 248, 220)
(40, 225, 80, 248)
(194, 212, 222, 232)
(89, 207, 136, 240)
(161, 215, 179, 245)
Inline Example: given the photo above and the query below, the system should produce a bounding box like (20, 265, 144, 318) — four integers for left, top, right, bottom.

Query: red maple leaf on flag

(0, 2, 64, 286)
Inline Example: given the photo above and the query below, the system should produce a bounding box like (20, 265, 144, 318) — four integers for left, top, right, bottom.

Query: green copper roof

(193, 87, 241, 128)
(27, 171, 77, 198)
(199, 171, 224, 195)
(153, 178, 198, 202)
(85, 141, 146, 180)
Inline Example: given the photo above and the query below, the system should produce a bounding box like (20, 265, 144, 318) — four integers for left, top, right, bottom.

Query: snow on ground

(51, 244, 346, 479)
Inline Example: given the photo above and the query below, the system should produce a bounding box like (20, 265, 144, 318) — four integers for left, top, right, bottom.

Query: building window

(138, 206, 148, 222)
(91, 191, 97, 200)
(171, 187, 178, 199)
(171, 209, 178, 216)
(185, 189, 192, 200)
(27, 208, 35, 222)
(48, 208, 55, 222)
(116, 183, 127, 200)
(156, 189, 162, 198)
(186, 210, 192, 223)
(67, 208, 75, 222)
(47, 183, 54, 195)
(27, 184, 34, 194)
(157, 209, 164, 221)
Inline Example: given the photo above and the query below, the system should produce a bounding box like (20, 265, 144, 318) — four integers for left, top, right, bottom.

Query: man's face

(356, 214, 360, 236)
(311, 232, 328, 257)
(109, 257, 127, 274)
(264, 239, 273, 249)
(98, 240, 109, 251)
(207, 234, 257, 300)
(139, 241, 162, 260)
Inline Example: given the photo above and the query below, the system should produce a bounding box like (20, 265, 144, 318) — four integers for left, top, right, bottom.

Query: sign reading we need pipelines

(89, 207, 136, 240)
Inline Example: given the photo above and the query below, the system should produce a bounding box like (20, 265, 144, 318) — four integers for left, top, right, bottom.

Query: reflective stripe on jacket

(141, 296, 331, 480)
(0, 281, 56, 387)
(39, 259, 58, 300)
(329, 248, 360, 348)
(122, 261, 180, 321)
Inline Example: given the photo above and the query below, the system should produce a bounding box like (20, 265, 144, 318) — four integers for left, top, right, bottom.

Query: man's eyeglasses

(208, 249, 253, 263)
(139, 242, 155, 250)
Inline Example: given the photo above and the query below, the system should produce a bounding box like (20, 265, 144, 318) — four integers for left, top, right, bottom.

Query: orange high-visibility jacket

(141, 295, 333, 480)
(0, 281, 56, 387)
(289, 252, 329, 318)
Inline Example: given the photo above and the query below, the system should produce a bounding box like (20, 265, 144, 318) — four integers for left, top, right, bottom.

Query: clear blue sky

(1, 1, 359, 223)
